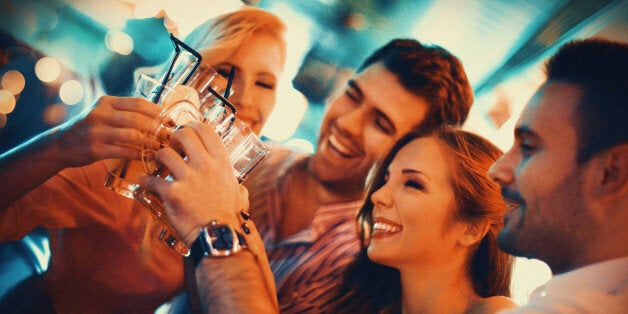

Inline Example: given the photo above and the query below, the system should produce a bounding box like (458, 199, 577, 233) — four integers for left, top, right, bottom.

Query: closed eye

(519, 139, 537, 158)
(344, 87, 359, 103)
(345, 80, 362, 104)
(257, 81, 275, 89)
(374, 115, 394, 135)
(405, 179, 424, 191)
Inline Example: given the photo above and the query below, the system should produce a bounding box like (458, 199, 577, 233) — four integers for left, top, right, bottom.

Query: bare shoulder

(465, 296, 518, 314)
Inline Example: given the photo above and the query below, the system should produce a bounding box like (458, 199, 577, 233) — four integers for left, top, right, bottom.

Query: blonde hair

(184, 6, 288, 66)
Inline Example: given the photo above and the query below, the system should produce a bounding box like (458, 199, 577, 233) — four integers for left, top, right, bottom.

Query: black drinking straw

(207, 86, 237, 114)
(155, 33, 203, 103)
(224, 66, 236, 99)
(123, 34, 202, 179)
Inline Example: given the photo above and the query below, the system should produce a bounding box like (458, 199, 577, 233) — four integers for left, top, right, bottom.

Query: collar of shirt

(531, 256, 628, 300)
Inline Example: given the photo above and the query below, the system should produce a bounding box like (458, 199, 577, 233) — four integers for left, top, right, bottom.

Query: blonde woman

(0, 6, 287, 313)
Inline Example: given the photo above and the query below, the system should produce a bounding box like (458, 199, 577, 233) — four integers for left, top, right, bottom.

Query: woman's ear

(457, 219, 490, 248)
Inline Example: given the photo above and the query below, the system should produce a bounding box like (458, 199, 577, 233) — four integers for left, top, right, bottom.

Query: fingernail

(242, 223, 250, 234)
(240, 210, 251, 220)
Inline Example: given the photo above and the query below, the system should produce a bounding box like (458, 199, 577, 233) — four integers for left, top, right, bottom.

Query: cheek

(517, 155, 569, 198)
(363, 130, 394, 159)
(256, 92, 276, 121)
(320, 99, 345, 128)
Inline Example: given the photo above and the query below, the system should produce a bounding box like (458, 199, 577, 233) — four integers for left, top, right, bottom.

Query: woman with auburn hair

(135, 125, 517, 313)
(332, 126, 516, 313)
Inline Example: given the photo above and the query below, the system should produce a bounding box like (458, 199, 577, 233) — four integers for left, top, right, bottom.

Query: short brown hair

(360, 39, 473, 129)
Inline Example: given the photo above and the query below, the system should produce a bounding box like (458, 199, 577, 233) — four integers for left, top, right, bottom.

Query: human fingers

(138, 174, 203, 242)
(94, 96, 161, 132)
(108, 96, 162, 119)
(65, 117, 159, 161)
(178, 122, 232, 166)
(153, 145, 190, 180)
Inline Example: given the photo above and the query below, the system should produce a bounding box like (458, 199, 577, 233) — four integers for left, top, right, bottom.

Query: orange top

(2, 161, 183, 313)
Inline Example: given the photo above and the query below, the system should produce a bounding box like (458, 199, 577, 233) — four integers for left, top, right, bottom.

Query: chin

(496, 227, 523, 257)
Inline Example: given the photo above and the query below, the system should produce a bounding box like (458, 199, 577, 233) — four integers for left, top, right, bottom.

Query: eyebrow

(219, 63, 277, 81)
(514, 125, 540, 140)
(401, 168, 429, 180)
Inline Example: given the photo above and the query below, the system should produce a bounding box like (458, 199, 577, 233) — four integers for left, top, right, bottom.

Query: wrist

(190, 220, 248, 267)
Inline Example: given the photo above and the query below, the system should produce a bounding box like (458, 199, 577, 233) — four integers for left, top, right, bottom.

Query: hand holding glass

(134, 99, 269, 256)
(104, 74, 197, 198)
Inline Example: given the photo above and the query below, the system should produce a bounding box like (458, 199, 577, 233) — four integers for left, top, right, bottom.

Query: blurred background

(0, 0, 626, 306)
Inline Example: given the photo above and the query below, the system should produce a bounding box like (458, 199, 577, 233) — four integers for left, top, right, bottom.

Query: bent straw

(207, 86, 237, 114)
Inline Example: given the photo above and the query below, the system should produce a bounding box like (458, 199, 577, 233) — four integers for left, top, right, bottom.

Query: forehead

(392, 136, 450, 175)
(517, 82, 581, 142)
(200, 33, 285, 74)
(355, 63, 429, 134)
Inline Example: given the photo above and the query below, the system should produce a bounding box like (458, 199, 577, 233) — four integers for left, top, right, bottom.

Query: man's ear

(457, 219, 490, 248)
(590, 144, 628, 201)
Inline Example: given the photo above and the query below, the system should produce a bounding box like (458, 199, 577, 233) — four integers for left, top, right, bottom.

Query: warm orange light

(43, 103, 67, 125)
(0, 90, 16, 114)
(0, 113, 7, 129)
(1, 70, 26, 95)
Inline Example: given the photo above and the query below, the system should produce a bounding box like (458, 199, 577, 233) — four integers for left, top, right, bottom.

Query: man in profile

(489, 38, 628, 312)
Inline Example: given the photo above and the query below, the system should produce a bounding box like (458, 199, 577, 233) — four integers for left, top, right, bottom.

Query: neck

(278, 159, 364, 240)
(546, 223, 628, 275)
(302, 157, 366, 204)
(398, 257, 478, 314)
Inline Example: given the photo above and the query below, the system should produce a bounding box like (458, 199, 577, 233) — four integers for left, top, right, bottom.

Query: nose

(370, 183, 392, 209)
(488, 148, 516, 187)
(230, 82, 258, 128)
(335, 104, 365, 138)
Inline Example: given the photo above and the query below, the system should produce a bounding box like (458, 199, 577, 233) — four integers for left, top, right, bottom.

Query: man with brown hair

(489, 38, 628, 312)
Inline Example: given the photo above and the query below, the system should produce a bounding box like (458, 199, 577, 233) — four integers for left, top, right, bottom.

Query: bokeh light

(59, 80, 84, 105)
(35, 57, 61, 83)
(37, 7, 59, 32)
(1, 70, 26, 95)
(262, 87, 308, 142)
(105, 30, 134, 55)
(43, 103, 67, 125)
(0, 90, 17, 114)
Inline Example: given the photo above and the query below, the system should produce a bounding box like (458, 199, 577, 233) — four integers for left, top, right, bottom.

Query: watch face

(213, 225, 235, 250)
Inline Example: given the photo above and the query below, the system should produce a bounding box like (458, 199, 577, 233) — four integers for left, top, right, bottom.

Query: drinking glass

(186, 65, 234, 114)
(134, 100, 269, 256)
(104, 74, 196, 198)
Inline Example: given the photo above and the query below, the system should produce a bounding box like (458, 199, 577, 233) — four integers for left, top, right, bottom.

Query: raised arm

(0, 96, 159, 209)
(139, 122, 278, 313)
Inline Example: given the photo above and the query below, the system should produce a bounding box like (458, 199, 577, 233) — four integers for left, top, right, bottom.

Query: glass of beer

(134, 98, 269, 256)
(103, 74, 199, 198)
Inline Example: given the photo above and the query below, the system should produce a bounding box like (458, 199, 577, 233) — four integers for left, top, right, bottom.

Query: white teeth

(328, 134, 354, 156)
(373, 222, 401, 233)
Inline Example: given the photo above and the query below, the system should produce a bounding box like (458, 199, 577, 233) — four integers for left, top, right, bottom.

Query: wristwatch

(190, 220, 247, 266)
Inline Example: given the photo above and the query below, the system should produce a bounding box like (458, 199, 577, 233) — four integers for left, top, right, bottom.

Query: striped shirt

(244, 144, 362, 313)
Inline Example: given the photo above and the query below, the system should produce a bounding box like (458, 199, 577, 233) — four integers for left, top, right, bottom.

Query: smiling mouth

(372, 221, 402, 235)
(328, 134, 358, 158)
